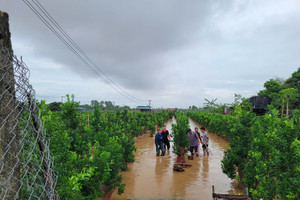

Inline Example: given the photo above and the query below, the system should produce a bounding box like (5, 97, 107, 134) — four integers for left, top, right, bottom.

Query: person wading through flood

(187, 128, 200, 157)
(162, 126, 170, 151)
(155, 128, 165, 156)
(194, 127, 202, 154)
(200, 127, 209, 156)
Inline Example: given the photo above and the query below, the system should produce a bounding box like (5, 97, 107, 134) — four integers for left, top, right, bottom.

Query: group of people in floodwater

(154, 126, 209, 157)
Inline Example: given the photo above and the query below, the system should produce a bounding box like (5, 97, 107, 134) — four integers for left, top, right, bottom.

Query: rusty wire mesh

(0, 45, 59, 199)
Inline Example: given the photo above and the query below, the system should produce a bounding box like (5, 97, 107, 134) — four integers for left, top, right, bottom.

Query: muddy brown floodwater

(111, 118, 242, 200)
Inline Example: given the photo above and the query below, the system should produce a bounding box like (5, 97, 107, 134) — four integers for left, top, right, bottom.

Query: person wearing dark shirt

(155, 128, 165, 156)
(161, 126, 170, 150)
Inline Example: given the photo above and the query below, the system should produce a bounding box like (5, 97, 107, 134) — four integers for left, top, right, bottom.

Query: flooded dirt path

(112, 118, 241, 200)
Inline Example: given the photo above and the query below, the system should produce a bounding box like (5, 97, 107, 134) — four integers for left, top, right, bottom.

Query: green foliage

(47, 101, 62, 111)
(61, 94, 80, 130)
(171, 112, 190, 156)
(188, 111, 238, 137)
(203, 98, 219, 113)
(69, 167, 96, 192)
(280, 88, 299, 118)
(285, 67, 300, 90)
(189, 109, 300, 199)
(230, 94, 253, 115)
(189, 105, 199, 111)
(90, 100, 130, 111)
(258, 79, 283, 96)
(258, 68, 300, 115)
(40, 95, 172, 199)
(242, 115, 300, 200)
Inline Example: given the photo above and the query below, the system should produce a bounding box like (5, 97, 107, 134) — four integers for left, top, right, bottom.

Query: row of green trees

(188, 109, 300, 200)
(90, 100, 130, 111)
(171, 112, 190, 159)
(39, 94, 172, 199)
(46, 100, 132, 112)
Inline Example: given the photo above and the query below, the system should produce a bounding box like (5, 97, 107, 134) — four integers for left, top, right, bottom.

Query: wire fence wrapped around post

(0, 45, 59, 199)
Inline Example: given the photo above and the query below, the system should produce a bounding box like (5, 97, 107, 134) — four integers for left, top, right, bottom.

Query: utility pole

(148, 100, 151, 107)
(61, 96, 65, 103)
(0, 10, 21, 199)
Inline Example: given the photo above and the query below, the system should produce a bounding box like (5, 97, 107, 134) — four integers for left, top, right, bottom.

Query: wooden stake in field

(0, 10, 21, 200)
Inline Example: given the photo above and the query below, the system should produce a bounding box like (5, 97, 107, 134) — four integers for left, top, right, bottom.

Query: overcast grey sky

(1, 0, 299, 108)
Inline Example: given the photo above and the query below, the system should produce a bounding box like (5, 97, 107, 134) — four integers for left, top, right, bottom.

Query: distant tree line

(189, 67, 299, 117)
(46, 100, 131, 112)
(90, 100, 131, 111)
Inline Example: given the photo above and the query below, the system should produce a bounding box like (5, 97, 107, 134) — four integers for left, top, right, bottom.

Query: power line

(22, 0, 146, 104)
(30, 0, 135, 102)
(30, 0, 137, 102)
(24, 0, 143, 104)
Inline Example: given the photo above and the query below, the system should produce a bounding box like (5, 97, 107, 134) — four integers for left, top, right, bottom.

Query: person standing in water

(187, 128, 200, 156)
(162, 126, 171, 151)
(194, 127, 202, 154)
(155, 128, 165, 156)
(200, 127, 209, 156)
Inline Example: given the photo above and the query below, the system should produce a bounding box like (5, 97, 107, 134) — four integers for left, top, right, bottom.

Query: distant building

(249, 96, 270, 115)
(136, 105, 151, 113)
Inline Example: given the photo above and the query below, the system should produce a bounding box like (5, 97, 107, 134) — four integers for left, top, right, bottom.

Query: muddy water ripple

(112, 118, 241, 200)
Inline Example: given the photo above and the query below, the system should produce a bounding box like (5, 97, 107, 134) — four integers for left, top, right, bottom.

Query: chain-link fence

(0, 45, 59, 199)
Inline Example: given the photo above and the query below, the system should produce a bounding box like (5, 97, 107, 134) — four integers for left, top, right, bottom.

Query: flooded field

(111, 118, 241, 200)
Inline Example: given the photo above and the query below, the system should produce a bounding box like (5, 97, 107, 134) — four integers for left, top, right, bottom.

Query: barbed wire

(0, 45, 59, 199)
